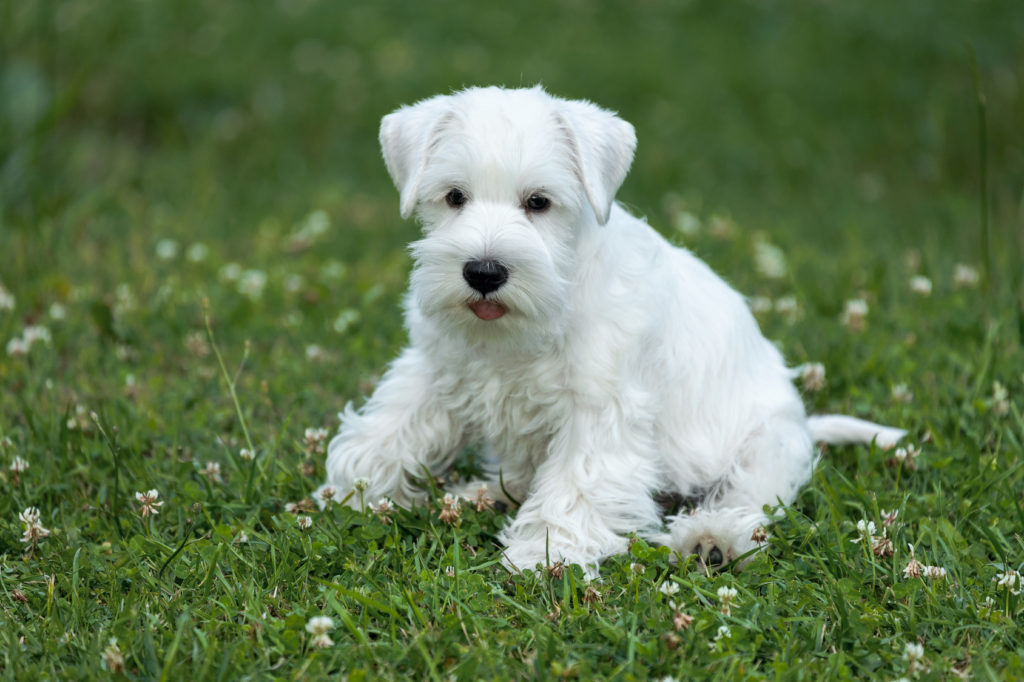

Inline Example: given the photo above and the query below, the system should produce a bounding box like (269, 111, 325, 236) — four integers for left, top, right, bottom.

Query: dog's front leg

(498, 405, 663, 578)
(320, 348, 462, 508)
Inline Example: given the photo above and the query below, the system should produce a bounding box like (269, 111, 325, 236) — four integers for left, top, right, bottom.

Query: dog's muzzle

(463, 259, 509, 320)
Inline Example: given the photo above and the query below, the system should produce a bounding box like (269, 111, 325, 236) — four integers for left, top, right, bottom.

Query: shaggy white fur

(318, 86, 905, 576)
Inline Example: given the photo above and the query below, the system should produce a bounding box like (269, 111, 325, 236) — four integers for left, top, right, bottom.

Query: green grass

(3, 0, 1024, 679)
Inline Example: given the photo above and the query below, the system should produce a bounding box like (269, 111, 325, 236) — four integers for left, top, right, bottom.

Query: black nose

(463, 259, 508, 295)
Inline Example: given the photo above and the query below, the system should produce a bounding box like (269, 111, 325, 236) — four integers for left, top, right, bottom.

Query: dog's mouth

(469, 299, 507, 321)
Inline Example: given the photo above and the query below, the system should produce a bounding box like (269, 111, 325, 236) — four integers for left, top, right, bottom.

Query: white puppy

(320, 86, 904, 576)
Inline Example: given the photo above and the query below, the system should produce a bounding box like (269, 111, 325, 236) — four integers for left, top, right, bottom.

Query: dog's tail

(807, 414, 906, 450)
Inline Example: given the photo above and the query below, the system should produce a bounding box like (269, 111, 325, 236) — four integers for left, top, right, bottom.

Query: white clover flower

(871, 529, 894, 558)
(717, 585, 738, 615)
(709, 625, 731, 649)
(305, 344, 327, 361)
(841, 298, 869, 331)
(184, 331, 210, 358)
(471, 484, 494, 512)
(239, 447, 255, 461)
(186, 242, 209, 262)
(754, 240, 787, 279)
(284, 274, 305, 294)
(102, 637, 125, 673)
(219, 262, 242, 282)
(797, 362, 826, 392)
(0, 284, 14, 311)
(659, 581, 680, 597)
(305, 615, 334, 648)
(717, 585, 738, 601)
(305, 615, 334, 635)
(6, 337, 28, 356)
(155, 239, 179, 260)
(113, 283, 136, 316)
(18, 506, 50, 548)
(893, 443, 921, 467)
(333, 308, 360, 334)
(709, 214, 736, 239)
(891, 383, 914, 404)
(200, 461, 222, 483)
(953, 264, 979, 288)
(296, 515, 313, 530)
(289, 210, 331, 249)
(303, 427, 329, 455)
(750, 526, 770, 544)
(774, 296, 801, 323)
(673, 211, 701, 237)
(880, 509, 899, 527)
(748, 296, 773, 314)
(370, 497, 394, 523)
(995, 569, 1021, 595)
(903, 641, 927, 674)
(238, 269, 267, 300)
(321, 260, 347, 280)
(909, 275, 932, 296)
(438, 493, 462, 524)
(23, 326, 49, 346)
(48, 302, 66, 320)
(851, 519, 876, 543)
(19, 507, 41, 525)
(353, 477, 370, 492)
(134, 489, 163, 518)
(922, 565, 947, 580)
(10, 456, 29, 473)
(318, 486, 337, 504)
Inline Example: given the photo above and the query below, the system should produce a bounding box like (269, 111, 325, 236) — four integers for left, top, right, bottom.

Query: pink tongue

(470, 300, 507, 320)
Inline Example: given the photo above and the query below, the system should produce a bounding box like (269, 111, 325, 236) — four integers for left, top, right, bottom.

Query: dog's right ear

(379, 96, 453, 219)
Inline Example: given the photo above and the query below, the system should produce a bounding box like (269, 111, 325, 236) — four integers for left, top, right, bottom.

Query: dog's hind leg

(658, 416, 816, 569)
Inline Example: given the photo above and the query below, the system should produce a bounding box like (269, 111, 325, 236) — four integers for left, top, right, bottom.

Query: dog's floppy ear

(558, 99, 637, 225)
(379, 96, 453, 219)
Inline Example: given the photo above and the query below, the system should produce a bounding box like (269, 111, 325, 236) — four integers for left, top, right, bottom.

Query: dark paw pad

(692, 543, 725, 569)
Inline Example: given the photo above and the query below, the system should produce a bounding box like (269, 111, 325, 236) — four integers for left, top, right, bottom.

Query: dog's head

(379, 86, 636, 343)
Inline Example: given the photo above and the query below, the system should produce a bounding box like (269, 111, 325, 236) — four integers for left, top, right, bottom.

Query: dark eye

(445, 188, 467, 208)
(525, 194, 551, 212)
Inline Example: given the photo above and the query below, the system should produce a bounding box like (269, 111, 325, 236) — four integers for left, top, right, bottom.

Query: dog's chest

(436, 352, 568, 451)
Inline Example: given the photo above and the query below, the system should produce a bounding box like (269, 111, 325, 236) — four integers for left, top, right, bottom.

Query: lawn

(2, 0, 1024, 679)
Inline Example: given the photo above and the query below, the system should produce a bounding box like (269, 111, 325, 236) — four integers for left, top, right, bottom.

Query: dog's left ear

(379, 96, 453, 219)
(558, 99, 637, 225)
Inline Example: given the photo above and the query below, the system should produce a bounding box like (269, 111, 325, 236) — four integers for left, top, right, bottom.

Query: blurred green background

(2, 0, 1023, 399)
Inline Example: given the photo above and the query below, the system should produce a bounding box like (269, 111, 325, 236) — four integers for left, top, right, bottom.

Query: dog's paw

(499, 532, 623, 580)
(660, 508, 766, 570)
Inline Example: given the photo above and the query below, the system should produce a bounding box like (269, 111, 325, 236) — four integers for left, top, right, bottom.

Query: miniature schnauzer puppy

(319, 86, 904, 576)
